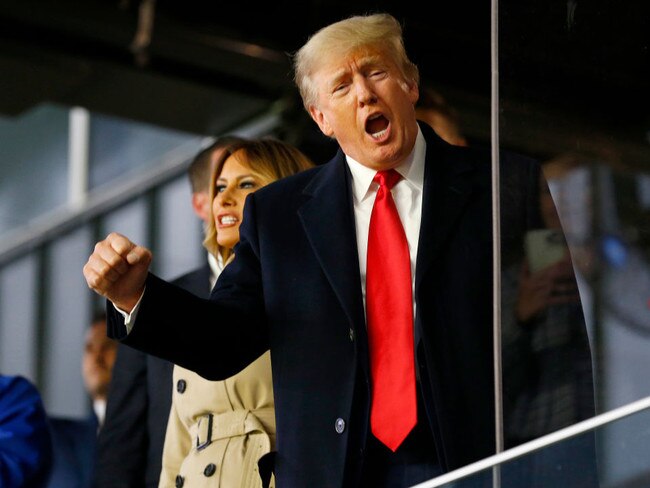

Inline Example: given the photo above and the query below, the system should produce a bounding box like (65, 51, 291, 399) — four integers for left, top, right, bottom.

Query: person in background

(93, 135, 245, 488)
(500, 167, 598, 487)
(83, 311, 118, 429)
(0, 374, 52, 487)
(160, 138, 314, 488)
(47, 311, 118, 488)
(414, 84, 468, 147)
(83, 13, 591, 487)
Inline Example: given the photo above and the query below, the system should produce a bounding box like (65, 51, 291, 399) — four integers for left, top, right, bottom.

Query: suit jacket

(110, 123, 572, 487)
(47, 414, 98, 488)
(95, 264, 211, 488)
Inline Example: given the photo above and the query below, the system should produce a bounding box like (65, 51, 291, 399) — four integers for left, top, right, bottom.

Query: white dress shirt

(207, 251, 224, 290)
(93, 398, 106, 430)
(345, 127, 426, 319)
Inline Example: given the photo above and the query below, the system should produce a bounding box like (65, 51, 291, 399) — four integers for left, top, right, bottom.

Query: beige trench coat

(159, 351, 275, 488)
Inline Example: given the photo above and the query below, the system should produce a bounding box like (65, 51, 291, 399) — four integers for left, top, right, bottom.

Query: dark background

(0, 0, 648, 167)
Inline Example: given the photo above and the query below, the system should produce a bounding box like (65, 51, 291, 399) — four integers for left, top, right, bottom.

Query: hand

(515, 254, 579, 323)
(546, 254, 580, 301)
(83, 232, 152, 312)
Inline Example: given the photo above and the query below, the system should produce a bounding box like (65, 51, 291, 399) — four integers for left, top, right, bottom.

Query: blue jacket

(46, 414, 98, 488)
(0, 375, 52, 487)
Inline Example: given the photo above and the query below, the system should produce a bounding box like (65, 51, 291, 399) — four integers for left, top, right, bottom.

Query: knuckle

(112, 240, 130, 256)
(97, 261, 112, 277)
(87, 274, 100, 289)
(107, 254, 124, 269)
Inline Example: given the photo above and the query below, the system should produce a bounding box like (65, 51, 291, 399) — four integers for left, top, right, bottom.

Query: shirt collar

(93, 399, 106, 427)
(345, 126, 426, 203)
(208, 251, 224, 289)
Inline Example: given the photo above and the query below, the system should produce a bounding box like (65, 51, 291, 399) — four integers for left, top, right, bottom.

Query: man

(82, 311, 118, 429)
(92, 135, 244, 488)
(47, 311, 117, 488)
(83, 13, 592, 487)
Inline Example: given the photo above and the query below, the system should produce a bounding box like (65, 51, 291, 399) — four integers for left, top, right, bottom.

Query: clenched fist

(83, 232, 153, 312)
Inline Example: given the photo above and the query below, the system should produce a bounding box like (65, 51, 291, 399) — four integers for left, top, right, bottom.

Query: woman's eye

(215, 185, 226, 193)
(241, 181, 257, 189)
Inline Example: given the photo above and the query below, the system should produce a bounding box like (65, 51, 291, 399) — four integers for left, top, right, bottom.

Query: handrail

(0, 110, 281, 267)
(412, 394, 650, 487)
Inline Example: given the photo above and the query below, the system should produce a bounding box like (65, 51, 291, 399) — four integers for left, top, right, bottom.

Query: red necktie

(366, 169, 417, 452)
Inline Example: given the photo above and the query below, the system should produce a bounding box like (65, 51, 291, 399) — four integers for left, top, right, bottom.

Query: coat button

(176, 379, 187, 394)
(335, 418, 346, 434)
(349, 328, 355, 342)
(203, 463, 217, 477)
(175, 475, 184, 488)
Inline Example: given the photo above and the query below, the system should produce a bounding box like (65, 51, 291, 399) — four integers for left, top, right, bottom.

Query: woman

(159, 138, 314, 488)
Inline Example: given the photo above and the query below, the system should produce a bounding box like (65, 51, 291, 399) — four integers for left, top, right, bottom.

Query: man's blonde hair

(292, 13, 419, 111)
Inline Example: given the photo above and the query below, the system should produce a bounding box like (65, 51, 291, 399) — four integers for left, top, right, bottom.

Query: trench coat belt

(190, 408, 275, 451)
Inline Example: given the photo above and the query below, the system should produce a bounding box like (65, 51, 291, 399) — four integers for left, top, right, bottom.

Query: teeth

(370, 128, 387, 139)
(220, 216, 238, 225)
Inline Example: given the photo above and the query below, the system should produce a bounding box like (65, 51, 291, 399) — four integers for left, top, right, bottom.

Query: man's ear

(309, 105, 334, 137)
(191, 192, 210, 222)
(407, 80, 419, 105)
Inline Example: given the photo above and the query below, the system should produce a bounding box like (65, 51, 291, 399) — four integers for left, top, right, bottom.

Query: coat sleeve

(111, 196, 269, 382)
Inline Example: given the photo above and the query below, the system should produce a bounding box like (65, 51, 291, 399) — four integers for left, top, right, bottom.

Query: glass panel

(41, 227, 94, 417)
(155, 175, 205, 281)
(0, 104, 69, 237)
(499, 157, 597, 450)
(0, 254, 39, 381)
(99, 197, 150, 248)
(499, 0, 650, 451)
(420, 403, 650, 488)
(88, 112, 204, 190)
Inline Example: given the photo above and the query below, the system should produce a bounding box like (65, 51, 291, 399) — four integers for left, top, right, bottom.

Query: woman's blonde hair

(204, 138, 314, 262)
(292, 13, 419, 111)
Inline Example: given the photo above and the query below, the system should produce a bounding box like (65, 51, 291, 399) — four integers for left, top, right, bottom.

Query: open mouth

(219, 215, 238, 226)
(365, 113, 389, 139)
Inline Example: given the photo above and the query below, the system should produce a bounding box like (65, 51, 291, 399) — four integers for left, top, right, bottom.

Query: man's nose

(356, 79, 377, 106)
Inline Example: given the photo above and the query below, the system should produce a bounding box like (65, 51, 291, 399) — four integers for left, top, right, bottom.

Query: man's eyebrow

(358, 55, 383, 68)
(325, 68, 348, 88)
(325, 57, 385, 87)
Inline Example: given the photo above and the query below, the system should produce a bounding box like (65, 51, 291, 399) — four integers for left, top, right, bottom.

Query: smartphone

(524, 228, 568, 273)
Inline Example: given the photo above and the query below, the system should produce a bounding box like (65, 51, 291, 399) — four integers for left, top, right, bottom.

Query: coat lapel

(415, 124, 477, 291)
(297, 126, 478, 319)
(297, 152, 366, 330)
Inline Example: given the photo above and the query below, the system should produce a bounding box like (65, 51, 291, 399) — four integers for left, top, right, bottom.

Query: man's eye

(333, 84, 348, 94)
(370, 70, 386, 78)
